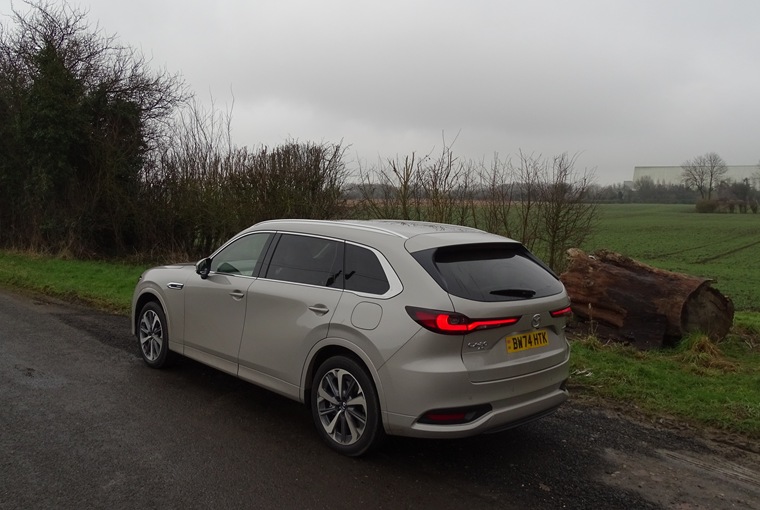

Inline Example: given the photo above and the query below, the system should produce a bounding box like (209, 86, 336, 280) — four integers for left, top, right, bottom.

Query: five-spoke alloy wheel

(312, 356, 382, 456)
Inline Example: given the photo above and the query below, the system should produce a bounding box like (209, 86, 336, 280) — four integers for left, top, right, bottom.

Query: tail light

(406, 306, 520, 335)
(550, 306, 573, 318)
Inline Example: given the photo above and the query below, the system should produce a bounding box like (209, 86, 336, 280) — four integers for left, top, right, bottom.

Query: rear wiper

(490, 288, 536, 298)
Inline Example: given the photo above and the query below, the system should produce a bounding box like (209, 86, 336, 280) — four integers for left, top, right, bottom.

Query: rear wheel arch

(303, 343, 384, 410)
(309, 353, 385, 456)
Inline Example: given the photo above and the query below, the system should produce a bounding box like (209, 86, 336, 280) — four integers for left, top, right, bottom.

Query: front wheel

(137, 302, 173, 368)
(311, 355, 383, 456)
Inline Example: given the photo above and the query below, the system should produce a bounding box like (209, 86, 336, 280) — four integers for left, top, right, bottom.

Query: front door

(183, 232, 273, 374)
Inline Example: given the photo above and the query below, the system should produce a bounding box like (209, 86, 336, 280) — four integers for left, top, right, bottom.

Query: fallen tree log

(559, 249, 734, 349)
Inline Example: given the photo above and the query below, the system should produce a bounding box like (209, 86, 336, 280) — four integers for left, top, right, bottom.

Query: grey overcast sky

(3, 0, 760, 184)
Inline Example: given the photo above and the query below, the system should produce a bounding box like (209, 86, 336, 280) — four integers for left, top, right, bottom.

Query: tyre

(311, 355, 383, 456)
(137, 301, 173, 368)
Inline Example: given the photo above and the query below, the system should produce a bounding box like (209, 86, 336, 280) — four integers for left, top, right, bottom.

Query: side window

(265, 234, 343, 288)
(344, 243, 390, 295)
(211, 233, 272, 277)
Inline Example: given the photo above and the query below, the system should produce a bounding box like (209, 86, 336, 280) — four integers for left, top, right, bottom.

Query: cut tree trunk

(559, 249, 734, 349)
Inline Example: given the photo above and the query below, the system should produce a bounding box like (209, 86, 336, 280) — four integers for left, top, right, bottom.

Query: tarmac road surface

(1, 289, 758, 509)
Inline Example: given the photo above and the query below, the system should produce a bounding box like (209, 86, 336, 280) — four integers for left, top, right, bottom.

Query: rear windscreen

(412, 243, 564, 302)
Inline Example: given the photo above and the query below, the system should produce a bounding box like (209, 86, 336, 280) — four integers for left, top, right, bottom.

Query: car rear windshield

(412, 243, 564, 302)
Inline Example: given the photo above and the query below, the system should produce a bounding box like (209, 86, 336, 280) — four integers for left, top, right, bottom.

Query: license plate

(506, 329, 549, 353)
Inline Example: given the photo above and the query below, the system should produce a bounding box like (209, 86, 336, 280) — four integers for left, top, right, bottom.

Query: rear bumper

(379, 349, 570, 438)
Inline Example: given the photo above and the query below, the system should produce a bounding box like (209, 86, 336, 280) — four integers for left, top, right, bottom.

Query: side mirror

(195, 258, 211, 279)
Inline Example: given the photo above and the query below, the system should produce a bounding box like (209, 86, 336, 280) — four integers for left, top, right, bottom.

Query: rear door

(237, 233, 344, 395)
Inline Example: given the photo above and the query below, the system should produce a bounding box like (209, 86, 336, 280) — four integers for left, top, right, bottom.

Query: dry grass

(676, 334, 738, 373)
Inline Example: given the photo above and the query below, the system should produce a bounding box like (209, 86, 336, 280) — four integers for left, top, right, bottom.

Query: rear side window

(266, 234, 343, 288)
(412, 243, 564, 302)
(344, 243, 390, 295)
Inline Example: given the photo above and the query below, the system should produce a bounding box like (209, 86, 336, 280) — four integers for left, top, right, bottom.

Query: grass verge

(0, 250, 146, 314)
(569, 319, 760, 440)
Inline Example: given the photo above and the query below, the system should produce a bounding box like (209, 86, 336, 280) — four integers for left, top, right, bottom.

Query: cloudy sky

(3, 0, 759, 184)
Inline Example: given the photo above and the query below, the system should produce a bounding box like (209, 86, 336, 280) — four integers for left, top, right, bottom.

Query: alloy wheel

(316, 368, 368, 446)
(139, 309, 163, 362)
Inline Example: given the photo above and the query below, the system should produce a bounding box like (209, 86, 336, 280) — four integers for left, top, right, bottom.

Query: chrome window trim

(251, 277, 346, 293)
(271, 230, 344, 243)
(207, 272, 259, 280)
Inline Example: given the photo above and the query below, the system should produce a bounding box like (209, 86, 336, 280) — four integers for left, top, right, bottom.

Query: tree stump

(559, 249, 734, 349)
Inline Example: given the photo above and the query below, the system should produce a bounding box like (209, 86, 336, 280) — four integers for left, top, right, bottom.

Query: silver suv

(132, 219, 571, 456)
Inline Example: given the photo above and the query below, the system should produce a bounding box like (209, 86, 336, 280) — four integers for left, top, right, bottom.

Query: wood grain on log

(560, 249, 734, 348)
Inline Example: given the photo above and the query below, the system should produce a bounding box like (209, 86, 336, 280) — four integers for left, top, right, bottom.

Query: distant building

(632, 165, 759, 186)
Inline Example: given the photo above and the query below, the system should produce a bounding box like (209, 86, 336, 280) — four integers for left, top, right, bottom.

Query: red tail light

(406, 306, 520, 335)
(550, 306, 573, 318)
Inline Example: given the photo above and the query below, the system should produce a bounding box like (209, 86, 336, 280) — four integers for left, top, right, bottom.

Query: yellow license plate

(506, 329, 549, 353)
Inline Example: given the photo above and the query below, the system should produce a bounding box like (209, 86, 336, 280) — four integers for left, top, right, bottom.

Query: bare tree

(512, 151, 545, 252)
(355, 153, 424, 220)
(355, 146, 599, 273)
(681, 152, 728, 200)
(475, 155, 516, 235)
(355, 141, 478, 224)
(537, 153, 598, 271)
(419, 144, 470, 224)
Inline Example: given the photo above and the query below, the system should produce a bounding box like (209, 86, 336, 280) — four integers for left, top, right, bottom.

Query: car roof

(248, 218, 483, 237)
(245, 219, 516, 250)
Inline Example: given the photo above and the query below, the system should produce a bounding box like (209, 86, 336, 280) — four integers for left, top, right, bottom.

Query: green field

(582, 204, 760, 311)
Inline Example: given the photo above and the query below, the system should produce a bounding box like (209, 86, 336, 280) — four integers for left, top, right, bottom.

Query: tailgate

(450, 294, 570, 383)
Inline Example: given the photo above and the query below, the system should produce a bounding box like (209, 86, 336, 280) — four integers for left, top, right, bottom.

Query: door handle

(229, 290, 245, 300)
(308, 305, 330, 315)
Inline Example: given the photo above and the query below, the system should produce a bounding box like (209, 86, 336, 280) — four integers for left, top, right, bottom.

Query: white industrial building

(632, 165, 759, 186)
